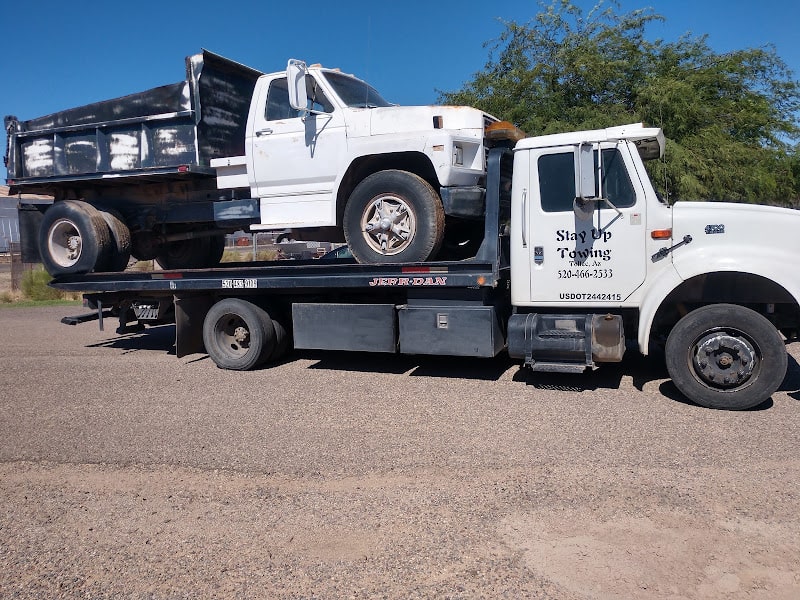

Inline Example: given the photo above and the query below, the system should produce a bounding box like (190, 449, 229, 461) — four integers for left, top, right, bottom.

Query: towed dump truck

(5, 50, 517, 276)
(51, 124, 800, 411)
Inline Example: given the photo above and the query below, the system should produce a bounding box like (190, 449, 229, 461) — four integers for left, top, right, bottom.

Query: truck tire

(343, 170, 444, 263)
(156, 234, 226, 270)
(207, 234, 226, 266)
(38, 200, 112, 276)
(97, 208, 132, 272)
(261, 309, 290, 363)
(665, 304, 787, 410)
(131, 232, 160, 262)
(203, 299, 276, 370)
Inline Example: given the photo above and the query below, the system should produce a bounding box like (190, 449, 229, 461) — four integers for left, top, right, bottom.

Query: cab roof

(515, 123, 665, 159)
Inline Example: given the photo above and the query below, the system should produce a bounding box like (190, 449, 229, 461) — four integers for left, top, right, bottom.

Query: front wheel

(343, 170, 444, 263)
(665, 304, 787, 410)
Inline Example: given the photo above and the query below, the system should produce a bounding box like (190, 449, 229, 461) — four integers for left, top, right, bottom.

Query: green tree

(440, 0, 800, 204)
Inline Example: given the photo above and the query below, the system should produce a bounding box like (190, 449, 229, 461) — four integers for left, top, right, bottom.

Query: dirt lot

(0, 306, 799, 598)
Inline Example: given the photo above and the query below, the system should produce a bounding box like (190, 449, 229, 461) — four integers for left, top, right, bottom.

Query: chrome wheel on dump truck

(343, 170, 444, 264)
(665, 304, 787, 410)
(38, 200, 112, 276)
(360, 194, 416, 256)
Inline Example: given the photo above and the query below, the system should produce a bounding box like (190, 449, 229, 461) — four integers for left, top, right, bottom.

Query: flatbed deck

(50, 257, 506, 295)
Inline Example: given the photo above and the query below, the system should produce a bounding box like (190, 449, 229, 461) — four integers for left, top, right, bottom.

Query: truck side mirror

(575, 142, 596, 199)
(287, 59, 308, 113)
(573, 142, 598, 221)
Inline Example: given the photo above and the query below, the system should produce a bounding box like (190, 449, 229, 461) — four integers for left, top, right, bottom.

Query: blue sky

(3, 0, 799, 135)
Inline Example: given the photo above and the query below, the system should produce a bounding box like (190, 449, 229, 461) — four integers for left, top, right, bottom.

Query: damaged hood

(348, 105, 493, 138)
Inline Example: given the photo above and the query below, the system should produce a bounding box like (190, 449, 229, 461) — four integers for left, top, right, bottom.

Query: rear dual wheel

(38, 200, 132, 276)
(39, 201, 226, 276)
(202, 298, 290, 370)
(99, 207, 132, 272)
(39, 201, 110, 276)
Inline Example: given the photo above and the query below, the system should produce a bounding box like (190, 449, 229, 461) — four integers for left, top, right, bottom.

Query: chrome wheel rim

(360, 195, 416, 256)
(48, 218, 82, 267)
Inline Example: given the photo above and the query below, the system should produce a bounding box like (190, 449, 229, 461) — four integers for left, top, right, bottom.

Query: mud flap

(175, 295, 215, 358)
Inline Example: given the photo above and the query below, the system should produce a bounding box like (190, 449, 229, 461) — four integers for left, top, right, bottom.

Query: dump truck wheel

(38, 200, 112, 276)
(343, 170, 444, 264)
(97, 208, 132, 272)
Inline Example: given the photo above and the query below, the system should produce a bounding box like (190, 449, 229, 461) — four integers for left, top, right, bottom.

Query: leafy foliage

(20, 266, 69, 301)
(439, 0, 800, 203)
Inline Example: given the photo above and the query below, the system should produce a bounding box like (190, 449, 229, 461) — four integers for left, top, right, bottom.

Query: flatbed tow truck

(48, 125, 800, 411)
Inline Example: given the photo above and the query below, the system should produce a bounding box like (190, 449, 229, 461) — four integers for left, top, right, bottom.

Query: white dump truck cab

(213, 59, 518, 264)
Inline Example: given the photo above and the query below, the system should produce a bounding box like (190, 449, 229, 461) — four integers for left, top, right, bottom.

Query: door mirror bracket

(573, 196, 596, 221)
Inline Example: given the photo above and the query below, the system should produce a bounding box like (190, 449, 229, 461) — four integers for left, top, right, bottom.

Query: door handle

(521, 188, 528, 248)
(256, 128, 273, 137)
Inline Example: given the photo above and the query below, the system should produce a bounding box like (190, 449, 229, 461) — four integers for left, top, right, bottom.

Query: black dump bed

(4, 50, 262, 194)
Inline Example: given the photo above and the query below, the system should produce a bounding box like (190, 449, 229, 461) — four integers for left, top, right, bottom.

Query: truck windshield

(323, 71, 392, 108)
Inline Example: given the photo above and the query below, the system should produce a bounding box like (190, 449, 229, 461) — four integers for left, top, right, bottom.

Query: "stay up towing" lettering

(555, 228, 613, 263)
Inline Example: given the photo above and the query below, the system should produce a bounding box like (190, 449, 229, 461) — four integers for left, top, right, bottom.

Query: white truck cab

(510, 124, 670, 309)
(508, 123, 800, 409)
(213, 59, 516, 263)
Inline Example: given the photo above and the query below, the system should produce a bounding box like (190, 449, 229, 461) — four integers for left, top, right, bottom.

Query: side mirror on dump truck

(287, 59, 308, 113)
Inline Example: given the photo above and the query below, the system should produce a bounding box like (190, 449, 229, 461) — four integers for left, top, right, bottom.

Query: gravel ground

(0, 305, 799, 599)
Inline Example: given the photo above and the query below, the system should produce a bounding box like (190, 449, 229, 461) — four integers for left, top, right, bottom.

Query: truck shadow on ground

(86, 326, 800, 410)
(300, 345, 800, 411)
(301, 346, 679, 401)
(85, 324, 178, 355)
(779, 349, 800, 401)
(300, 350, 517, 381)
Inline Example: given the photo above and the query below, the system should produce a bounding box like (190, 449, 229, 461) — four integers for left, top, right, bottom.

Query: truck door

(526, 143, 647, 304)
(247, 75, 347, 228)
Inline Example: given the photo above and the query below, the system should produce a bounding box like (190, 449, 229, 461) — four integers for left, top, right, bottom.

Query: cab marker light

(484, 121, 526, 142)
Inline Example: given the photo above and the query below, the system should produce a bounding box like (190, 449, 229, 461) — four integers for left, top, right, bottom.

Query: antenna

(659, 103, 669, 203)
(365, 15, 372, 106)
